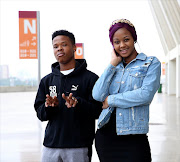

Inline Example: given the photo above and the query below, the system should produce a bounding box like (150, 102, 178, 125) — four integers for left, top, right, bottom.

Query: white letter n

(24, 19, 36, 34)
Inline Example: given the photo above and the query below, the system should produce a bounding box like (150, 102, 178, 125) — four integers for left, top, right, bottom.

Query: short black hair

(52, 30, 76, 45)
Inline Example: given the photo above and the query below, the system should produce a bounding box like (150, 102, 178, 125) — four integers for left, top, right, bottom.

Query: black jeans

(95, 112, 151, 162)
(95, 130, 151, 162)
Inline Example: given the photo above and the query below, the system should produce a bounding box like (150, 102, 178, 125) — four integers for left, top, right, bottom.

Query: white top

(60, 68, 74, 75)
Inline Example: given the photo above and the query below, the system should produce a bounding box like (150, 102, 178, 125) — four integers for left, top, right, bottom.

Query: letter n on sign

(19, 11, 38, 59)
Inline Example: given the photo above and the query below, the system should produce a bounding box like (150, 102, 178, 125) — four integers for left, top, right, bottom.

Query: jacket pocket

(129, 66, 147, 90)
(133, 106, 149, 127)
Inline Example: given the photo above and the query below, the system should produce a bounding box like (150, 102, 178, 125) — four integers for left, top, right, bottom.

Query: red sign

(162, 62, 166, 75)
(19, 11, 38, 59)
(75, 43, 84, 59)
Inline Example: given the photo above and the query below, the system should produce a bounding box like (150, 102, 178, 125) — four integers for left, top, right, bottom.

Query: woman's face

(113, 27, 137, 63)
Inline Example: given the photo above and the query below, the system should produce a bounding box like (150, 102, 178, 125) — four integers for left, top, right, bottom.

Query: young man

(34, 30, 102, 162)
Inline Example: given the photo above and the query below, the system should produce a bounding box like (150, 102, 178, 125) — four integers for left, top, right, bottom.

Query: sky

(0, 0, 165, 80)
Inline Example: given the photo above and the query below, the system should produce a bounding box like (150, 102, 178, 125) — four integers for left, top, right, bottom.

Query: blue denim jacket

(92, 53, 161, 135)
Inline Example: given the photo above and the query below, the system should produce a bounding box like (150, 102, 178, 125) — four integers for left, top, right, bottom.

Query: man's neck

(60, 60, 76, 71)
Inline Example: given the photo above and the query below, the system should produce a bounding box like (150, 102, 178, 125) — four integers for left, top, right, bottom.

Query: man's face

(52, 35, 76, 65)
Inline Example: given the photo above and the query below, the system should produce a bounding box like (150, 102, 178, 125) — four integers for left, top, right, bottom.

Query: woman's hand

(102, 96, 109, 109)
(45, 94, 59, 107)
(62, 93, 78, 108)
(110, 49, 122, 66)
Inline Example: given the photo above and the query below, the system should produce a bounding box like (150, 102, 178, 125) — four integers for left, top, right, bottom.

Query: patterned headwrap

(109, 19, 137, 44)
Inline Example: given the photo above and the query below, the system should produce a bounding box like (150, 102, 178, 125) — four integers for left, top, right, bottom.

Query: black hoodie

(34, 59, 102, 148)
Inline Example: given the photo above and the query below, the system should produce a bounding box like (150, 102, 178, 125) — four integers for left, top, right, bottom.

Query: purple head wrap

(109, 19, 137, 45)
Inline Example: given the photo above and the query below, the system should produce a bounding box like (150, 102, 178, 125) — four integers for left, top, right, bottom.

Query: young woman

(92, 19, 161, 162)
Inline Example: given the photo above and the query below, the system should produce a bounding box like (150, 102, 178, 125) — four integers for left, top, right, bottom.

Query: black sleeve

(34, 79, 59, 121)
(76, 74, 102, 119)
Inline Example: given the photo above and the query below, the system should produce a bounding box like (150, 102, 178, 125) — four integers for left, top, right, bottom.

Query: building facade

(148, 0, 180, 98)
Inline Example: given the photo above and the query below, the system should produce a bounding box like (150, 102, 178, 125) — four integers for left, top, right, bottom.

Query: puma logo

(71, 85, 79, 91)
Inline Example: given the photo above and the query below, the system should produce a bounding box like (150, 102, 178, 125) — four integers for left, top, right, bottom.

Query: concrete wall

(0, 86, 37, 93)
(148, 0, 180, 98)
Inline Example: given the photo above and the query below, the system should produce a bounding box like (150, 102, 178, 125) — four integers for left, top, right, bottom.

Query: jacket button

(121, 81, 124, 84)
(119, 113, 122, 116)
(120, 130, 123, 133)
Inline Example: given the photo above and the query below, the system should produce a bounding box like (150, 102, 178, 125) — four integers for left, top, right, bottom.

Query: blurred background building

(149, 0, 180, 98)
(0, 65, 9, 79)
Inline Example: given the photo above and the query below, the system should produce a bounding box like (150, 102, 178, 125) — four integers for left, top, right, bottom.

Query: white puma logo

(71, 85, 79, 91)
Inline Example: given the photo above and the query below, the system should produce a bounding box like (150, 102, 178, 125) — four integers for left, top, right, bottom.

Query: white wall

(176, 54, 180, 97)
(167, 59, 176, 95)
(0, 0, 165, 79)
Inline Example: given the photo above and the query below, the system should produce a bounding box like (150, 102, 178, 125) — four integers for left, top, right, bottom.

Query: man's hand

(62, 93, 78, 108)
(45, 94, 59, 107)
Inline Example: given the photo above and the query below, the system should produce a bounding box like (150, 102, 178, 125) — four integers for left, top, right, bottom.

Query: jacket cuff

(108, 95, 115, 107)
(107, 64, 116, 73)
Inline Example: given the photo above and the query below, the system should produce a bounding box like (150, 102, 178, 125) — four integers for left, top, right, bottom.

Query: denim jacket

(92, 53, 161, 135)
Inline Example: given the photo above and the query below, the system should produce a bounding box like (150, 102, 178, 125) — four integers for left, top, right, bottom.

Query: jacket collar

(135, 53, 147, 61)
(119, 53, 147, 68)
